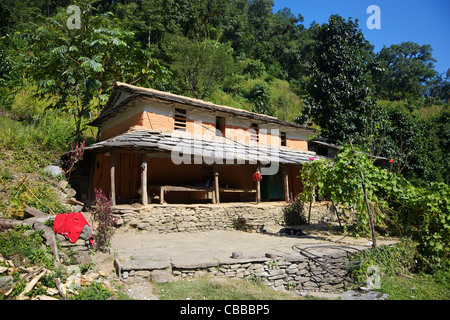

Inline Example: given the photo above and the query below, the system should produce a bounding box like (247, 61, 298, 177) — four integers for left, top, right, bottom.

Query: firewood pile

(0, 206, 115, 300)
(0, 255, 112, 300)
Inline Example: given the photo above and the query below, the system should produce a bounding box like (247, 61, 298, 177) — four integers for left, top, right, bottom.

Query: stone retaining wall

(113, 202, 335, 234)
(115, 253, 351, 294)
(172, 256, 351, 294)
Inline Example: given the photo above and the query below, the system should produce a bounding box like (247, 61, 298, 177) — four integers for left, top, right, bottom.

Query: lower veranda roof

(85, 130, 324, 165)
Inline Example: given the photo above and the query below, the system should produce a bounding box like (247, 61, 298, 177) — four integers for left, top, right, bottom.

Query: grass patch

(380, 273, 450, 300)
(0, 225, 55, 270)
(154, 276, 311, 300)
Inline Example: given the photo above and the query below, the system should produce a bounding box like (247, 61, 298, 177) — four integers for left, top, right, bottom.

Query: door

(260, 168, 284, 201)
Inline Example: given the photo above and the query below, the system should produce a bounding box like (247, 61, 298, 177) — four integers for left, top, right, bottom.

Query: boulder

(44, 165, 64, 177)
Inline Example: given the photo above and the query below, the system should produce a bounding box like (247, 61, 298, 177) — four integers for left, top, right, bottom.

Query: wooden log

(18, 269, 47, 298)
(32, 221, 60, 265)
(0, 218, 28, 229)
(23, 206, 47, 219)
(54, 278, 67, 300)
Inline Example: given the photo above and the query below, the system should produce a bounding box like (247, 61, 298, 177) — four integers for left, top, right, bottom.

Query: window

(280, 132, 287, 147)
(174, 108, 187, 131)
(250, 123, 259, 142)
(216, 116, 225, 137)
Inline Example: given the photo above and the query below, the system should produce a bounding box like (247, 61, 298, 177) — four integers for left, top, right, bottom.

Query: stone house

(81, 82, 322, 206)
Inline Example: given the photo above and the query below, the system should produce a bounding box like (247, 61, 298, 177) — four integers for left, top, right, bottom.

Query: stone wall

(112, 201, 335, 234)
(115, 253, 351, 295)
(172, 255, 351, 294)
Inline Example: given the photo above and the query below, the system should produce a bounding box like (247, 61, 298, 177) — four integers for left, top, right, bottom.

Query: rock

(150, 270, 170, 283)
(340, 290, 388, 300)
(58, 180, 68, 190)
(44, 165, 64, 177)
(79, 224, 92, 240)
(64, 188, 77, 197)
(73, 251, 91, 266)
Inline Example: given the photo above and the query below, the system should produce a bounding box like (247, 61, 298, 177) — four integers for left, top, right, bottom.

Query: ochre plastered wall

(99, 102, 309, 151)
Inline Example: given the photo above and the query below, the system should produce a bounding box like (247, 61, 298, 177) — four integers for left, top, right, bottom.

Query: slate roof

(85, 130, 324, 165)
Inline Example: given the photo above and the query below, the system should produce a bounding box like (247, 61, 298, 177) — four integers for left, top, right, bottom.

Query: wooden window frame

(280, 131, 287, 147)
(174, 108, 187, 131)
(216, 116, 225, 137)
(250, 123, 259, 143)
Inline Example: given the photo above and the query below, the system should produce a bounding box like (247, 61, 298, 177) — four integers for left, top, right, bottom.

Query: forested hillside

(0, 1, 449, 294)
(0, 0, 448, 185)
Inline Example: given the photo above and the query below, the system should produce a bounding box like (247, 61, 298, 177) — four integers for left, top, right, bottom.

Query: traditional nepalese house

(82, 82, 322, 206)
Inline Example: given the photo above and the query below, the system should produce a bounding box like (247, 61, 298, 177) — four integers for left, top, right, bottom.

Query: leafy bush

(348, 239, 419, 284)
(283, 198, 307, 225)
(7, 178, 68, 219)
(69, 282, 115, 300)
(0, 225, 55, 269)
(300, 144, 450, 272)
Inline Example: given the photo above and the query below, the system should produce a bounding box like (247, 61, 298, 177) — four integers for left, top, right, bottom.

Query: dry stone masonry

(112, 202, 335, 234)
(111, 202, 350, 294)
(114, 253, 351, 294)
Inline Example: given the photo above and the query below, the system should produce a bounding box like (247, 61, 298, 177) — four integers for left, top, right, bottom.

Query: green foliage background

(0, 0, 448, 275)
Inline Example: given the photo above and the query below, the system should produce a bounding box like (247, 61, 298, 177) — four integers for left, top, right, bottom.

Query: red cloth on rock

(53, 212, 92, 245)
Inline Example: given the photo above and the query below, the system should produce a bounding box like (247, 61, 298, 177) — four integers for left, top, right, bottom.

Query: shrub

(299, 144, 450, 272)
(69, 282, 115, 300)
(89, 188, 116, 251)
(0, 225, 55, 269)
(348, 239, 419, 284)
(283, 197, 307, 225)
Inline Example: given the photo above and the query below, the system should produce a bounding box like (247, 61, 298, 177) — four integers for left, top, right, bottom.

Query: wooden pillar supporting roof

(213, 164, 220, 204)
(255, 165, 261, 204)
(141, 153, 148, 205)
(282, 165, 290, 202)
(109, 150, 116, 206)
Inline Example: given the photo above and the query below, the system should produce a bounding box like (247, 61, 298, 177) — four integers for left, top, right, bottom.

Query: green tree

(372, 42, 437, 100)
(296, 15, 379, 144)
(27, 0, 166, 140)
(382, 104, 444, 183)
(166, 36, 236, 99)
(248, 82, 275, 116)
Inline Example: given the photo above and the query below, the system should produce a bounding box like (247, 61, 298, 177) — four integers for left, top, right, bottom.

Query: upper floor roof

(89, 82, 317, 135)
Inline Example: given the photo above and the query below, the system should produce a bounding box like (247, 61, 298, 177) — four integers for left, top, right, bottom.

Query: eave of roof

(85, 129, 325, 165)
(89, 82, 317, 134)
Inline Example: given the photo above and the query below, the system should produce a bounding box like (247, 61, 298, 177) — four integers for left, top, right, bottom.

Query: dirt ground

(90, 224, 397, 300)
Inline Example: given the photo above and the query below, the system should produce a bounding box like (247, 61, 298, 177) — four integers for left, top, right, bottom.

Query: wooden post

(255, 165, 261, 204)
(213, 165, 220, 204)
(349, 139, 377, 249)
(282, 165, 290, 202)
(141, 154, 148, 205)
(109, 150, 116, 206)
(159, 186, 164, 204)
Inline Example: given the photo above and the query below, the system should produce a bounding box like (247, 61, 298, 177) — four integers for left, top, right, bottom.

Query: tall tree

(372, 42, 437, 100)
(27, 0, 167, 140)
(166, 36, 236, 99)
(296, 15, 379, 144)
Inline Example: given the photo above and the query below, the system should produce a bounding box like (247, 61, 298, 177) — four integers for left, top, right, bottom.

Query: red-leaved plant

(89, 188, 117, 251)
(64, 138, 86, 183)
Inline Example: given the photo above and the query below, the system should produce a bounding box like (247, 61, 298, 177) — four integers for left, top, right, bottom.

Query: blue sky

(272, 0, 450, 75)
